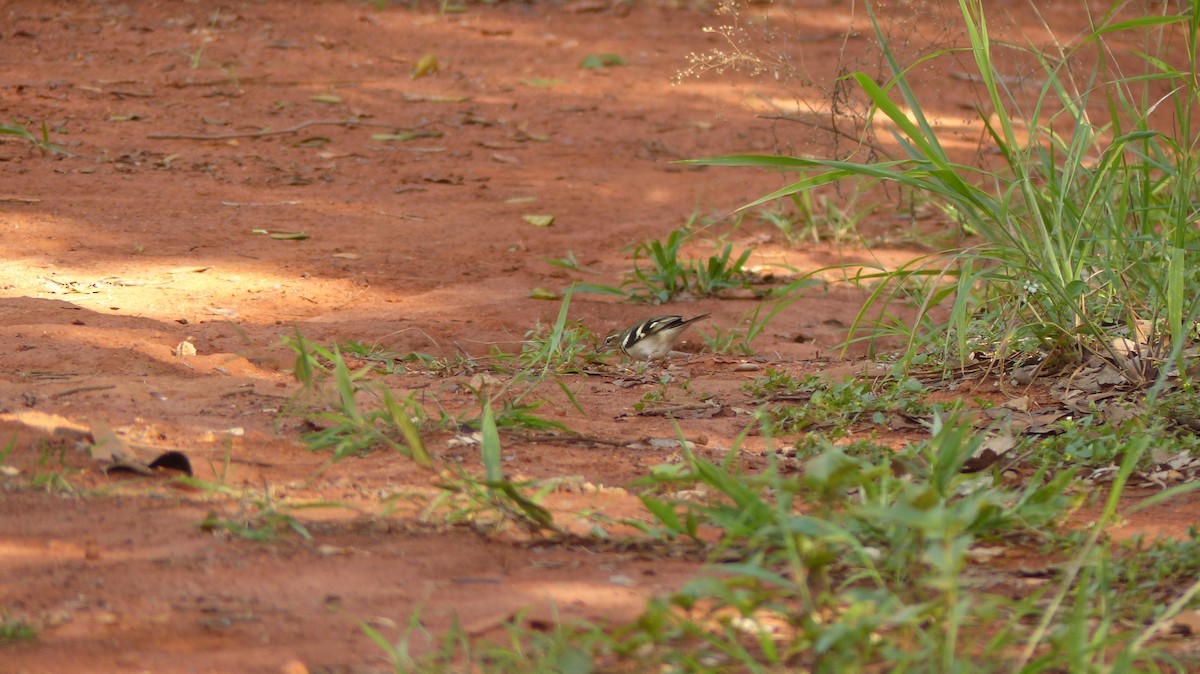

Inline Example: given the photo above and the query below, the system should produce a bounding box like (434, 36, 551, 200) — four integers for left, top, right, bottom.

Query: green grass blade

(330, 346, 363, 423)
(480, 402, 503, 484)
(382, 389, 432, 467)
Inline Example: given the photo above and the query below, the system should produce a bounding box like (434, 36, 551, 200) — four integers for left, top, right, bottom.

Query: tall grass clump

(690, 0, 1200, 388)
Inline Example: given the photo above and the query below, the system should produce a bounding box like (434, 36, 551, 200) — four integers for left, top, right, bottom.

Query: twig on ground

(147, 118, 434, 141)
(50, 384, 118, 399)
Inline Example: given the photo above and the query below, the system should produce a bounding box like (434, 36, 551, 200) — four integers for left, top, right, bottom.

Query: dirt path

(1, 1, 1191, 672)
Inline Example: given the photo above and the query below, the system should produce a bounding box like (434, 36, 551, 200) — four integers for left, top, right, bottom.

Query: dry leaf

(528, 287, 559, 300)
(522, 214, 555, 227)
(411, 53, 439, 79)
(88, 419, 134, 464)
(1001, 395, 1030, 412)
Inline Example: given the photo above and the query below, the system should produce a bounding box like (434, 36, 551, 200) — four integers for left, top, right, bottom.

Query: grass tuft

(687, 0, 1200, 387)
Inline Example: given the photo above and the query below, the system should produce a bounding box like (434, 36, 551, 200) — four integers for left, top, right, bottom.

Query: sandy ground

(1, 1, 1195, 672)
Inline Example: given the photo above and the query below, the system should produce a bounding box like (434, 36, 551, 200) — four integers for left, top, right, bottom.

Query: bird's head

(597, 329, 622, 353)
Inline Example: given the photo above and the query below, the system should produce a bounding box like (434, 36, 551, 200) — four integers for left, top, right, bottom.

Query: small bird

(599, 314, 710, 361)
